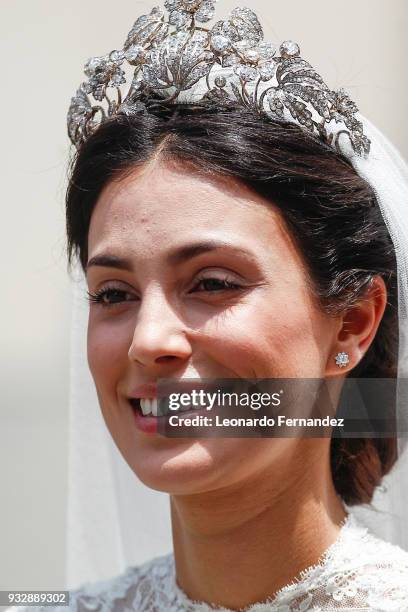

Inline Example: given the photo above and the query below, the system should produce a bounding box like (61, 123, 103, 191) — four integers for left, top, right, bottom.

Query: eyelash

(86, 276, 243, 308)
(192, 277, 242, 293)
(86, 288, 134, 307)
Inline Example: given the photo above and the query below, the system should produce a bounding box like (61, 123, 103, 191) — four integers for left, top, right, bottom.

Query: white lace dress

(8, 513, 408, 611)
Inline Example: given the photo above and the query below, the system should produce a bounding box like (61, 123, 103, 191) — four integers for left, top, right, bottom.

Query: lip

(132, 407, 160, 434)
(129, 396, 172, 435)
(129, 383, 158, 399)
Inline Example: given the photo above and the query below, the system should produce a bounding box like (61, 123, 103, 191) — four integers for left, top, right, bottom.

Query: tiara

(67, 0, 371, 156)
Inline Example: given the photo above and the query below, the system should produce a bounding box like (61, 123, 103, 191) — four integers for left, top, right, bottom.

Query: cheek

(256, 297, 329, 376)
(195, 290, 326, 378)
(87, 315, 130, 391)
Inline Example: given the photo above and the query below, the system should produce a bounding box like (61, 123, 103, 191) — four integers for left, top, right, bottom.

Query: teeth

(138, 398, 195, 416)
(140, 398, 152, 416)
(139, 398, 158, 416)
(151, 398, 158, 417)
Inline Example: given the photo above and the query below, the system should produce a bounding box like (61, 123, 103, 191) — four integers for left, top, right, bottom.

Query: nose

(127, 290, 192, 368)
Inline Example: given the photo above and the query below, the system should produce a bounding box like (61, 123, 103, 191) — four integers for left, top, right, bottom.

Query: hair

(66, 97, 399, 505)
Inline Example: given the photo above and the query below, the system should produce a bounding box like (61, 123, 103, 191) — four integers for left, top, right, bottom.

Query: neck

(170, 440, 347, 610)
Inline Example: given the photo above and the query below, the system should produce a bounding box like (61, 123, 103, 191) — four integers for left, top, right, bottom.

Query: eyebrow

(86, 253, 133, 272)
(86, 240, 256, 272)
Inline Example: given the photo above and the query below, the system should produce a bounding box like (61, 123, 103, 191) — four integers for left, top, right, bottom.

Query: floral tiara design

(67, 0, 371, 156)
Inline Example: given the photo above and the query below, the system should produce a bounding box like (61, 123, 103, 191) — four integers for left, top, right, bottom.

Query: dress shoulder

(266, 514, 408, 611)
(73, 552, 174, 610)
(3, 552, 177, 612)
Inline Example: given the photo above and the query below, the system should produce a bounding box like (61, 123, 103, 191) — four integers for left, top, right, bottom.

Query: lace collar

(166, 512, 362, 611)
(72, 512, 408, 611)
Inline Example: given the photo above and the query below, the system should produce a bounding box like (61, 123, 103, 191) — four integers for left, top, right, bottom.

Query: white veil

(66, 271, 173, 588)
(65, 109, 408, 588)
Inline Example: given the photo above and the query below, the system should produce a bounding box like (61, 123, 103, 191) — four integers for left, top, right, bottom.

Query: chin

(124, 438, 235, 495)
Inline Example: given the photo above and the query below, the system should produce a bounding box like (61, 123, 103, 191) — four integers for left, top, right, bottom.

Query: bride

(11, 1, 408, 610)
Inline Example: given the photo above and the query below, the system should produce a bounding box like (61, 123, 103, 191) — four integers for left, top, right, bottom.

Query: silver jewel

(67, 1, 371, 157)
(243, 48, 260, 63)
(280, 40, 300, 58)
(214, 75, 226, 88)
(222, 52, 240, 67)
(168, 9, 189, 28)
(233, 63, 258, 82)
(258, 61, 276, 82)
(195, 1, 216, 22)
(124, 45, 146, 63)
(258, 41, 276, 60)
(109, 50, 125, 64)
(210, 34, 231, 53)
(335, 352, 350, 368)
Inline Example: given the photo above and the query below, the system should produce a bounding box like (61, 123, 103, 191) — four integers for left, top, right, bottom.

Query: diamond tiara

(67, 0, 371, 156)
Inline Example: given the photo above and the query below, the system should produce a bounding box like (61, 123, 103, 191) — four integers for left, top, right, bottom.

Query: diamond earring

(335, 351, 350, 368)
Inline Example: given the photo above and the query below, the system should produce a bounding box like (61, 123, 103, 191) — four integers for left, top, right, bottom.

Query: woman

(12, 1, 408, 610)
(66, 111, 408, 609)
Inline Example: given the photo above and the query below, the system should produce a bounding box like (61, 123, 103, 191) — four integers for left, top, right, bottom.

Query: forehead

(87, 161, 302, 268)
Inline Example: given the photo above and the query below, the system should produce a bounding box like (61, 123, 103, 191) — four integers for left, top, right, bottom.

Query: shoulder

(69, 552, 174, 611)
(4, 552, 175, 612)
(346, 526, 408, 609)
(270, 514, 408, 611)
(310, 516, 408, 610)
(72, 551, 174, 607)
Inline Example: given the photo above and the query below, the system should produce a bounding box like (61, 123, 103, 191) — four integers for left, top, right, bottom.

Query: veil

(65, 109, 408, 588)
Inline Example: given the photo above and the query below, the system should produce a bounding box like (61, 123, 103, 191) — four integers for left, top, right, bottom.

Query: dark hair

(66, 99, 398, 505)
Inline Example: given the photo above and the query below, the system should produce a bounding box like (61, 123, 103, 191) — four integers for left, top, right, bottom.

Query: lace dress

(8, 513, 408, 611)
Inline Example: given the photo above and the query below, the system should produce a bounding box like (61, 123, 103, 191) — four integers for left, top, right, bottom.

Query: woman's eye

(190, 277, 242, 293)
(86, 288, 136, 307)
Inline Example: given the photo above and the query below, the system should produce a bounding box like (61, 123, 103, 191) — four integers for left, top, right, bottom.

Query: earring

(335, 351, 350, 368)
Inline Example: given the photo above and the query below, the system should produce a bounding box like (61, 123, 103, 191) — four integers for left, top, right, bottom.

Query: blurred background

(1, 0, 407, 592)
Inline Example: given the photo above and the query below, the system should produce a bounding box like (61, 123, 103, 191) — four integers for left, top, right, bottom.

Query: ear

(325, 275, 388, 376)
